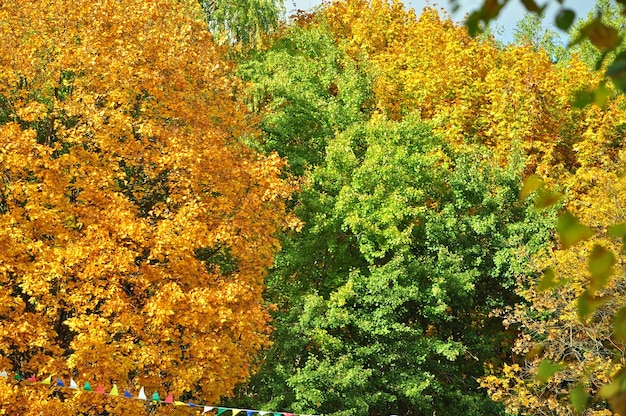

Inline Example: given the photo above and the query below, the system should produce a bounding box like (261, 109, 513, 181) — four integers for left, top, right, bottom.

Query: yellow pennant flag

(109, 384, 119, 396)
(232, 410, 242, 416)
(41, 375, 52, 385)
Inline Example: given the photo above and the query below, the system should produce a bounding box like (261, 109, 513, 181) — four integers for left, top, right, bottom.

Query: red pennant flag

(165, 393, 174, 403)
(96, 384, 105, 394)
(26, 376, 37, 382)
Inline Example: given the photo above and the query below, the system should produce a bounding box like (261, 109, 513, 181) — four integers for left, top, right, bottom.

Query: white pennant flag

(137, 387, 147, 400)
(69, 379, 79, 389)
(202, 406, 214, 414)
(0, 370, 7, 378)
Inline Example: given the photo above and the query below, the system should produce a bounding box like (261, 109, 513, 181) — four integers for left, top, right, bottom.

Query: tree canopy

(0, 0, 291, 414)
(5, 0, 626, 415)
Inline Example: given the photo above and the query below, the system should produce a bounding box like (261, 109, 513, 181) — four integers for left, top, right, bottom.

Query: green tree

(226, 17, 374, 411)
(202, 0, 285, 44)
(513, 14, 569, 63)
(260, 116, 554, 415)
(226, 6, 565, 415)
(568, 0, 626, 71)
(236, 18, 374, 176)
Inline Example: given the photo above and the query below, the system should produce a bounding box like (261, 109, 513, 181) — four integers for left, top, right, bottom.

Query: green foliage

(202, 0, 284, 44)
(224, 8, 562, 414)
(513, 13, 569, 63)
(237, 21, 374, 176)
(537, 359, 566, 383)
(570, 382, 588, 412)
(568, 0, 626, 70)
(234, 110, 554, 415)
(556, 211, 593, 249)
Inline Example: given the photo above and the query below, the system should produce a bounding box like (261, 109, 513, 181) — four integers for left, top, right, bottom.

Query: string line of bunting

(0, 369, 316, 416)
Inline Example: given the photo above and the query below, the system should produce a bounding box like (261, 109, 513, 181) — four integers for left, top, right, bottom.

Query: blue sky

(288, 0, 597, 43)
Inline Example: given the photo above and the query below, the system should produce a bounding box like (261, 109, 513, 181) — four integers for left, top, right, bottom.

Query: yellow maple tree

(0, 0, 292, 414)
(323, 0, 604, 181)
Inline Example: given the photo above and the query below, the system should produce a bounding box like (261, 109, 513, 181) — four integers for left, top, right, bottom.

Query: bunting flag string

(0, 369, 314, 416)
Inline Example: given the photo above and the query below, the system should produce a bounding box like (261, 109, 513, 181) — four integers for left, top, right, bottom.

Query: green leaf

(608, 221, 626, 252)
(588, 245, 615, 292)
(607, 51, 626, 92)
(594, 82, 611, 107)
(600, 370, 626, 414)
(520, 0, 543, 13)
(608, 222, 626, 238)
(577, 290, 610, 320)
(599, 380, 621, 399)
(556, 211, 593, 249)
(519, 174, 543, 201)
(538, 267, 557, 291)
(537, 359, 565, 383)
(573, 88, 594, 108)
(555, 9, 576, 31)
(569, 383, 587, 412)
(580, 16, 621, 51)
(465, 11, 483, 37)
(482, 0, 504, 20)
(609, 391, 626, 416)
(534, 188, 562, 209)
(614, 307, 626, 342)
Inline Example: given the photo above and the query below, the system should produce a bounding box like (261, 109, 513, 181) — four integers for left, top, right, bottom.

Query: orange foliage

(0, 0, 292, 414)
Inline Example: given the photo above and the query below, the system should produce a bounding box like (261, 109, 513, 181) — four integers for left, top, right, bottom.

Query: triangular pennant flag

(13, 373, 22, 381)
(202, 406, 214, 415)
(95, 384, 105, 394)
(151, 391, 160, 401)
(56, 378, 65, 387)
(188, 401, 197, 407)
(137, 387, 147, 400)
(164, 393, 174, 403)
(283, 413, 294, 416)
(246, 411, 255, 416)
(258, 412, 269, 416)
(124, 390, 133, 398)
(69, 379, 78, 389)
(83, 382, 92, 391)
(41, 375, 52, 385)
(0, 370, 7, 378)
(109, 384, 119, 396)
(232, 410, 242, 416)
(216, 408, 228, 416)
(26, 376, 37, 382)
(174, 401, 187, 406)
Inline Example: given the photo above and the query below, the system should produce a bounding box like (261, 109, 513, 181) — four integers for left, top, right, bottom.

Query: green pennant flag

(83, 382, 92, 391)
(151, 391, 160, 401)
(14, 373, 22, 381)
(216, 408, 228, 415)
